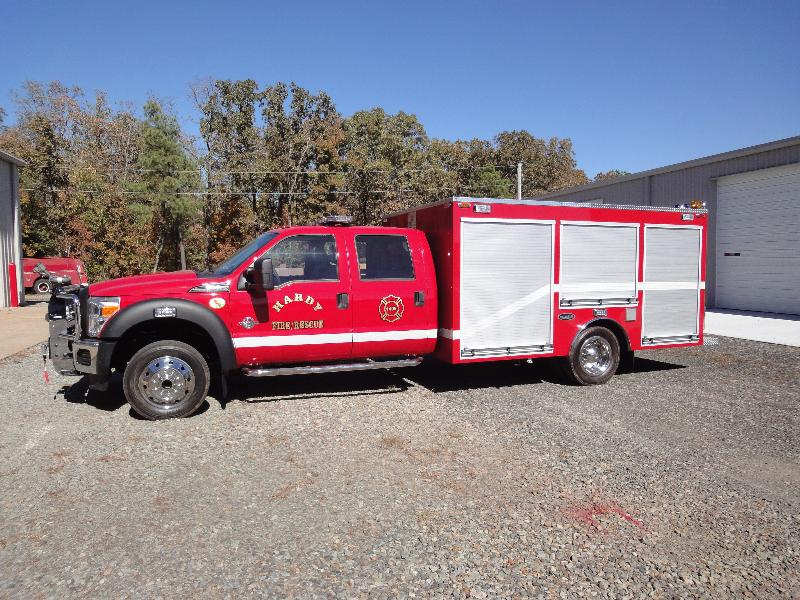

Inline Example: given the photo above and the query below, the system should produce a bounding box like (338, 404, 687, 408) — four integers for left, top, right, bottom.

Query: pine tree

(129, 99, 201, 271)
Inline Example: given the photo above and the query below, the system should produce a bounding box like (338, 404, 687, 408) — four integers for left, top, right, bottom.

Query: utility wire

(20, 187, 459, 196)
(20, 163, 519, 175)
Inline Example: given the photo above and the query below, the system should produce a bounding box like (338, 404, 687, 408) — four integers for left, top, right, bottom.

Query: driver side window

(265, 234, 339, 287)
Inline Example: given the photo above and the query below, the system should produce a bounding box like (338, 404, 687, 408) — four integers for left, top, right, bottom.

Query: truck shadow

(228, 355, 687, 401)
(61, 375, 212, 419)
(230, 359, 564, 401)
(390, 355, 686, 392)
(228, 370, 410, 403)
(59, 356, 687, 413)
(623, 357, 687, 374)
(401, 359, 562, 393)
(61, 375, 127, 412)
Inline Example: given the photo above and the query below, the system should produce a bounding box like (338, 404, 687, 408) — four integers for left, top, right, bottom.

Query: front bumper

(47, 291, 115, 388)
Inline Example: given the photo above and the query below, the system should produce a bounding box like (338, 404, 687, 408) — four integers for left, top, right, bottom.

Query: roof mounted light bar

(319, 215, 353, 226)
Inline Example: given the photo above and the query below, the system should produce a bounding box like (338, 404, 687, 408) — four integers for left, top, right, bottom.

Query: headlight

(86, 296, 120, 337)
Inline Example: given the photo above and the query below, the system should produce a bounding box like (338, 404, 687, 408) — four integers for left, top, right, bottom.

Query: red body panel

(386, 200, 708, 364)
(23, 257, 88, 288)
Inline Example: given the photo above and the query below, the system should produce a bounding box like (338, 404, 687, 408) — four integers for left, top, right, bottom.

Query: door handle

(414, 291, 425, 306)
(337, 292, 349, 309)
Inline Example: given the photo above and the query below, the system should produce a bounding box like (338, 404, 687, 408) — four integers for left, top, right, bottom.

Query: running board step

(242, 357, 422, 377)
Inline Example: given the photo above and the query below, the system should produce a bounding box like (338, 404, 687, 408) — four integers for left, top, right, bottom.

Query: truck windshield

(206, 232, 279, 276)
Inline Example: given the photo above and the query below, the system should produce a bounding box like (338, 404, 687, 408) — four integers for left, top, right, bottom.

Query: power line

(20, 187, 458, 196)
(19, 163, 519, 176)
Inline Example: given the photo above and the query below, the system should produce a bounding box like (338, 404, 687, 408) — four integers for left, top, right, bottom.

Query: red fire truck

(23, 257, 88, 294)
(46, 198, 707, 419)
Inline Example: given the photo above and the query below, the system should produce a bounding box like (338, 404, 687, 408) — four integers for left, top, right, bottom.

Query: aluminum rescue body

(46, 198, 708, 419)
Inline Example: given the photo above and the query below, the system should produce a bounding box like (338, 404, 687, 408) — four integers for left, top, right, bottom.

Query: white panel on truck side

(642, 226, 702, 343)
(460, 219, 553, 357)
(560, 223, 638, 305)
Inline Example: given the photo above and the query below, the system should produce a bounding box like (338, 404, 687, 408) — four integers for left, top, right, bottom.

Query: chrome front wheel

(137, 356, 196, 405)
(123, 340, 210, 420)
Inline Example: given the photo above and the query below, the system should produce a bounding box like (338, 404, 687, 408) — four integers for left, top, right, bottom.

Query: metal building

(532, 136, 800, 316)
(0, 149, 26, 308)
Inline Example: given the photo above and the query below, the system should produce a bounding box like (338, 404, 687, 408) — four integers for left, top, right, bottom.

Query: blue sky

(1, 0, 798, 177)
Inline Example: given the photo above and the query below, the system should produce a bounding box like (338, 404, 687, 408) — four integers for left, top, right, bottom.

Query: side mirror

(252, 257, 274, 291)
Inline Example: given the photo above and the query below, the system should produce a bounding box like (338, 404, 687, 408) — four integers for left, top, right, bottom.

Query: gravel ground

(0, 338, 798, 599)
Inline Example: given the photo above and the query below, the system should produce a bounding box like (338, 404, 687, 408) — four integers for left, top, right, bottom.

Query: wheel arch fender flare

(101, 298, 237, 373)
(576, 317, 631, 353)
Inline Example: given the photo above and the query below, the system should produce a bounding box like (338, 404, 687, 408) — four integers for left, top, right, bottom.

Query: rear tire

(122, 340, 210, 420)
(33, 278, 51, 295)
(561, 326, 620, 385)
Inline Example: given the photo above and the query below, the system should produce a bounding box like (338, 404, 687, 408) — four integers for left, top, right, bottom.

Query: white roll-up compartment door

(460, 219, 553, 357)
(642, 226, 702, 344)
(560, 223, 638, 306)
(716, 163, 800, 315)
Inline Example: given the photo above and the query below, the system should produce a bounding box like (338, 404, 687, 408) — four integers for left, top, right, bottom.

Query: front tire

(562, 326, 620, 385)
(33, 278, 51, 295)
(123, 340, 210, 420)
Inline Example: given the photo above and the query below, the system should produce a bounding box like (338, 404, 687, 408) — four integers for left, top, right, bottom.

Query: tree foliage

(0, 79, 595, 279)
(127, 99, 201, 271)
(594, 169, 630, 182)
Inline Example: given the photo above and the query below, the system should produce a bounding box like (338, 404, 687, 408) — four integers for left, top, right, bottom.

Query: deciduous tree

(594, 169, 630, 182)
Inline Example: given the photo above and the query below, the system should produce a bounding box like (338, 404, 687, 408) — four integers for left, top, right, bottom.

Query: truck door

(229, 232, 353, 366)
(347, 231, 437, 359)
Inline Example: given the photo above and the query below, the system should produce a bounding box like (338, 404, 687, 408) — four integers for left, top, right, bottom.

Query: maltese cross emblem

(378, 295, 404, 323)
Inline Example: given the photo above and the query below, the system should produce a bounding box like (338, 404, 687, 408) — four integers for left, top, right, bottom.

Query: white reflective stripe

(639, 281, 702, 291)
(438, 328, 460, 340)
(233, 333, 350, 348)
(353, 329, 437, 342)
(233, 328, 439, 348)
(462, 284, 551, 336)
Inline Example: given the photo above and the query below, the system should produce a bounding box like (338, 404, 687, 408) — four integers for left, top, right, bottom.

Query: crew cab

(46, 198, 708, 419)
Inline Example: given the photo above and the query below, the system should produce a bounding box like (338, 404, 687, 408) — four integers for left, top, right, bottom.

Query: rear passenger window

(356, 235, 415, 280)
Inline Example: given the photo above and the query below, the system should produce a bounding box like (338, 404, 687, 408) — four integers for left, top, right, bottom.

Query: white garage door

(716, 163, 800, 315)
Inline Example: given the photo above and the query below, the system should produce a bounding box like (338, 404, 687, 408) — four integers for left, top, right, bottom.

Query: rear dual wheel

(562, 326, 621, 385)
(122, 340, 210, 420)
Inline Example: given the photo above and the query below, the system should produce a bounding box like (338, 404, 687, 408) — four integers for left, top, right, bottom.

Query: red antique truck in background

(24, 257, 88, 294)
(46, 198, 707, 419)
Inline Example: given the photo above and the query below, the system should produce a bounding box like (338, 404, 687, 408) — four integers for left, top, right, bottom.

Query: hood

(89, 271, 206, 297)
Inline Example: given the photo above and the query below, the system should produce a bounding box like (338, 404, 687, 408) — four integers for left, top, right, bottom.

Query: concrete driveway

(705, 309, 800, 347)
(0, 301, 48, 359)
